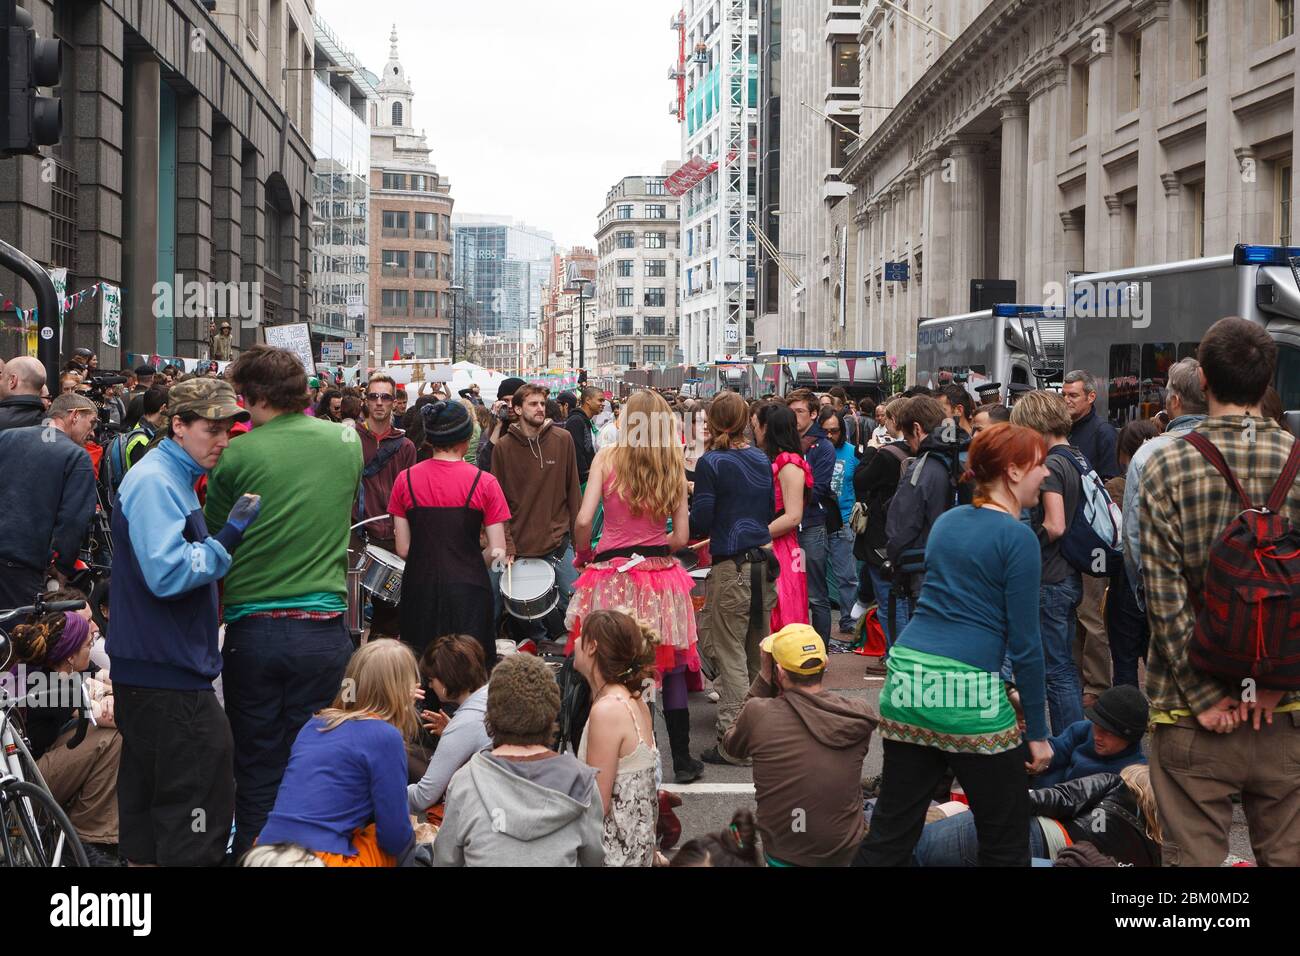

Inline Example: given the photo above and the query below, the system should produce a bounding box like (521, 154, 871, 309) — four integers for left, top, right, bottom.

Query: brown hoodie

(490, 419, 581, 558)
(725, 673, 878, 867)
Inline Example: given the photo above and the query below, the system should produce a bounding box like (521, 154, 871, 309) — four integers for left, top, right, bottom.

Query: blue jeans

(912, 810, 1049, 866)
(797, 524, 830, 641)
(869, 564, 910, 647)
(827, 526, 859, 632)
(1040, 573, 1085, 735)
(222, 614, 354, 857)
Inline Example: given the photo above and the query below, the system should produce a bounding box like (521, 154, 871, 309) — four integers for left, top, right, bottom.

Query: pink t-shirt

(388, 459, 511, 526)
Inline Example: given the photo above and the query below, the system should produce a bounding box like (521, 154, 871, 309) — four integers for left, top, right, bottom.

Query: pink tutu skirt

(564, 556, 700, 677)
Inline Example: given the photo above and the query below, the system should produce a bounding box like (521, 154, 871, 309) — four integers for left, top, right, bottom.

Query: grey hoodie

(431, 750, 606, 867)
(408, 686, 491, 813)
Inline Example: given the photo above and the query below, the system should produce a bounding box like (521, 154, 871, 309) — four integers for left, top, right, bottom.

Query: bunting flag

(754, 362, 767, 382)
(810, 361, 820, 386)
(845, 358, 857, 383)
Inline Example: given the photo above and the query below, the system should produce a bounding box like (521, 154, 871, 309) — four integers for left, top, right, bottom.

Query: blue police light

(1234, 244, 1300, 265)
(991, 304, 1067, 318)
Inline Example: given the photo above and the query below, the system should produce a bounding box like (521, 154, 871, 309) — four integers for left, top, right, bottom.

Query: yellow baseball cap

(760, 624, 827, 676)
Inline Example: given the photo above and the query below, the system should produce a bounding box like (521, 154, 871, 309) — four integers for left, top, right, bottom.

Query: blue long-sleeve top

(688, 445, 773, 556)
(800, 422, 836, 528)
(895, 505, 1050, 740)
(259, 716, 414, 859)
(1034, 720, 1146, 788)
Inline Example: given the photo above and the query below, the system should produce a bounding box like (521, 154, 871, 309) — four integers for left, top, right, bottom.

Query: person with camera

(0, 355, 48, 431)
(474, 376, 526, 473)
(0, 393, 98, 609)
(107, 377, 261, 866)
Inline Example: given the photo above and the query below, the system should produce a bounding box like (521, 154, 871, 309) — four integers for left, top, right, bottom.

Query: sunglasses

(366, 392, 395, 402)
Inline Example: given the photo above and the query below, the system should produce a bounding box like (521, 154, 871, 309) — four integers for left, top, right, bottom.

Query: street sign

(724, 325, 739, 344)
(403, 335, 416, 355)
(321, 342, 344, 363)
(884, 261, 910, 281)
(343, 337, 365, 355)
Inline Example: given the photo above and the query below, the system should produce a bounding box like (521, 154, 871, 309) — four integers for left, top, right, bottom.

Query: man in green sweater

(205, 345, 363, 858)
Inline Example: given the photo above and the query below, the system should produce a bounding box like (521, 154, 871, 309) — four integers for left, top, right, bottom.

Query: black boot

(664, 708, 703, 783)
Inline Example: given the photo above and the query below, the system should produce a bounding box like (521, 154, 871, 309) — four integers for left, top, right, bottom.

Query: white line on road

(662, 782, 757, 795)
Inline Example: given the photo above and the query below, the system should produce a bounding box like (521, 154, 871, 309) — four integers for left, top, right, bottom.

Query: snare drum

(500, 558, 559, 620)
(358, 545, 405, 604)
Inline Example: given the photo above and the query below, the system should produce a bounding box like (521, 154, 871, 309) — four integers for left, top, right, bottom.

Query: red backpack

(1182, 432, 1300, 690)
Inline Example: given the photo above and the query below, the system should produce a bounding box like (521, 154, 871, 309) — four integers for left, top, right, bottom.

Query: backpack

(851, 443, 909, 535)
(1047, 446, 1124, 577)
(104, 425, 153, 498)
(1182, 432, 1300, 690)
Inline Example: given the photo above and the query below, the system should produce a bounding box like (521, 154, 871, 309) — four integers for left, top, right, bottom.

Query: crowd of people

(0, 311, 1296, 868)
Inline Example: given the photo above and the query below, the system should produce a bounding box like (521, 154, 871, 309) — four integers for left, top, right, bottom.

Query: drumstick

(688, 539, 711, 550)
(506, 559, 512, 598)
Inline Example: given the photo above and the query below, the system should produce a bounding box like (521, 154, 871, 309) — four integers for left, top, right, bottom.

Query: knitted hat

(420, 400, 474, 447)
(485, 653, 560, 746)
(1085, 684, 1149, 744)
(497, 377, 526, 401)
(1052, 842, 1119, 867)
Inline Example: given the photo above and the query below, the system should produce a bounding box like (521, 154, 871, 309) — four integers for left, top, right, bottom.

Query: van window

(1140, 342, 1177, 419)
(1108, 344, 1140, 426)
(1177, 341, 1199, 361)
(1277, 343, 1300, 412)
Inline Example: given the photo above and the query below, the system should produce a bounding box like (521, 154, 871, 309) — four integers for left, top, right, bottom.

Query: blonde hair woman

(255, 640, 418, 866)
(567, 389, 703, 782)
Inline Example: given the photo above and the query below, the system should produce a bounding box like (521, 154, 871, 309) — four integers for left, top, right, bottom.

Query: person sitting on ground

(257, 639, 417, 867)
(669, 809, 762, 867)
(7, 606, 121, 865)
(1035, 684, 1148, 788)
(724, 623, 878, 867)
(910, 764, 1162, 867)
(432, 652, 605, 867)
(408, 635, 491, 819)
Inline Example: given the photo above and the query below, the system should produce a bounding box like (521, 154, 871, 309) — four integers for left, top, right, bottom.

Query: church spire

(389, 24, 398, 60)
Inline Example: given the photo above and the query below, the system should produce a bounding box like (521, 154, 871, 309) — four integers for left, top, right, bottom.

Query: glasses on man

(366, 392, 395, 402)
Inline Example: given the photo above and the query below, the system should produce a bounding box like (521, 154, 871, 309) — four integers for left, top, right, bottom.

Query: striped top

(689, 446, 774, 556)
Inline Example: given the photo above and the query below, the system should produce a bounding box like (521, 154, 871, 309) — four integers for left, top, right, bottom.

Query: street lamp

(448, 283, 464, 363)
(566, 277, 593, 375)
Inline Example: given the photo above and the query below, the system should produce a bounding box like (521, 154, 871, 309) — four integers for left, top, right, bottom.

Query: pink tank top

(599, 467, 670, 553)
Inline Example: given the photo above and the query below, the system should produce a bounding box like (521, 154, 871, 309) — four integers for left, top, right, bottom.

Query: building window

(381, 289, 409, 316)
(382, 172, 405, 190)
(617, 204, 634, 219)
(832, 40, 859, 87)
(645, 259, 667, 277)
(644, 317, 665, 336)
(646, 204, 667, 219)
(414, 251, 437, 277)
(382, 210, 408, 237)
(645, 232, 666, 248)
(645, 346, 666, 363)
(1279, 161, 1293, 246)
(392, 101, 403, 126)
(1191, 183, 1206, 257)
(616, 260, 634, 278)
(617, 318, 633, 335)
(616, 231, 635, 249)
(414, 290, 437, 316)
(616, 288, 634, 307)
(1130, 33, 1142, 111)
(49, 159, 77, 270)
(831, 116, 859, 168)
(415, 212, 436, 238)
(644, 288, 666, 307)
(1192, 0, 1208, 78)
(1279, 0, 1295, 39)
(646, 179, 666, 195)
(615, 345, 634, 365)
(381, 250, 408, 276)
(1070, 62, 1089, 139)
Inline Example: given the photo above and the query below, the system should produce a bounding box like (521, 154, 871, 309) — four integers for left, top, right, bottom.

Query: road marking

(662, 782, 756, 795)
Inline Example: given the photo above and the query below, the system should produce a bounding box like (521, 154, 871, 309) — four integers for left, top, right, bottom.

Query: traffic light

(1, 0, 61, 157)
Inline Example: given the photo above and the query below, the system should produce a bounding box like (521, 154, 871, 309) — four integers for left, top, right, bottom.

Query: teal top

(205, 412, 363, 611)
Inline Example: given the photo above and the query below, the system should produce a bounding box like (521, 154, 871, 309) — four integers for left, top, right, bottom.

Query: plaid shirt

(1139, 416, 1300, 714)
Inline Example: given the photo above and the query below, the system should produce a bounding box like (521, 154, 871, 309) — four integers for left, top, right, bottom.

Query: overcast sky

(315, 0, 682, 250)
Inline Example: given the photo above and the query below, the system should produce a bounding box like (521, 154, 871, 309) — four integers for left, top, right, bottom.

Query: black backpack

(555, 656, 591, 754)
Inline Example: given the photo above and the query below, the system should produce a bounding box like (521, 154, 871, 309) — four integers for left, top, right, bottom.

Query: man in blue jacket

(1034, 685, 1148, 788)
(788, 389, 836, 642)
(107, 378, 262, 866)
(0, 393, 98, 609)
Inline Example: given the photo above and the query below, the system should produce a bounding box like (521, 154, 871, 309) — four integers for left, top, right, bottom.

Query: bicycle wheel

(0, 780, 89, 867)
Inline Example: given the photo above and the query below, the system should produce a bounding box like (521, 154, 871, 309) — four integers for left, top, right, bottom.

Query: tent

(442, 361, 507, 399)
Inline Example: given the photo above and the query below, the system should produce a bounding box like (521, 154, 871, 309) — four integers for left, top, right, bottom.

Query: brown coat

(725, 673, 878, 866)
(490, 420, 581, 558)
(353, 421, 416, 544)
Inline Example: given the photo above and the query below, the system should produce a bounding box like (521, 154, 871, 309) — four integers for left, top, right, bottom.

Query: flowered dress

(771, 451, 813, 631)
(577, 696, 658, 867)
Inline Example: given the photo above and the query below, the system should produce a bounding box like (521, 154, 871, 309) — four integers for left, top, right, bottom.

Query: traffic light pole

(0, 236, 61, 386)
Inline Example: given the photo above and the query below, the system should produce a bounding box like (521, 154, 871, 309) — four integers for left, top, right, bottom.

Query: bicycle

(0, 594, 91, 867)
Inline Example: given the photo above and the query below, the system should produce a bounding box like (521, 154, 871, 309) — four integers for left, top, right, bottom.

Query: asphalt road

(654, 651, 1256, 866)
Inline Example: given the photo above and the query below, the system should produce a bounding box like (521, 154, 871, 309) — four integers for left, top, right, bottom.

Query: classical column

(123, 54, 161, 358)
(1104, 194, 1124, 270)
(1161, 172, 1182, 262)
(948, 137, 987, 312)
(1134, 1, 1170, 266)
(918, 149, 951, 318)
(1234, 146, 1258, 246)
(1060, 210, 1084, 274)
(1024, 60, 1068, 296)
(998, 95, 1029, 295)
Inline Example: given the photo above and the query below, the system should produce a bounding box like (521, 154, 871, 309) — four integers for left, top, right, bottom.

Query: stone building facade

(841, 0, 1300, 372)
(0, 0, 315, 365)
(367, 27, 455, 364)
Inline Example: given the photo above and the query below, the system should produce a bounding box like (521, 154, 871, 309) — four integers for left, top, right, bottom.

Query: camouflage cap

(167, 377, 249, 422)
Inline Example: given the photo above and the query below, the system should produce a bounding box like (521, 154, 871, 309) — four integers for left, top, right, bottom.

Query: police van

(915, 305, 1063, 403)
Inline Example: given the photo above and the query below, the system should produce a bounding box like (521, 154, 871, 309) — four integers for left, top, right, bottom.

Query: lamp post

(566, 277, 593, 375)
(448, 283, 464, 363)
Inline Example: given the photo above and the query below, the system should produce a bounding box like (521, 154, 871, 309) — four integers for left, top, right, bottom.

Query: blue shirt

(689, 446, 773, 556)
(259, 716, 413, 859)
(896, 505, 1049, 740)
(1035, 720, 1146, 788)
(831, 441, 859, 524)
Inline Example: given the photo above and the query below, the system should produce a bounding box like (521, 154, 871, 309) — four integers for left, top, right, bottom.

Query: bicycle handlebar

(0, 600, 86, 628)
